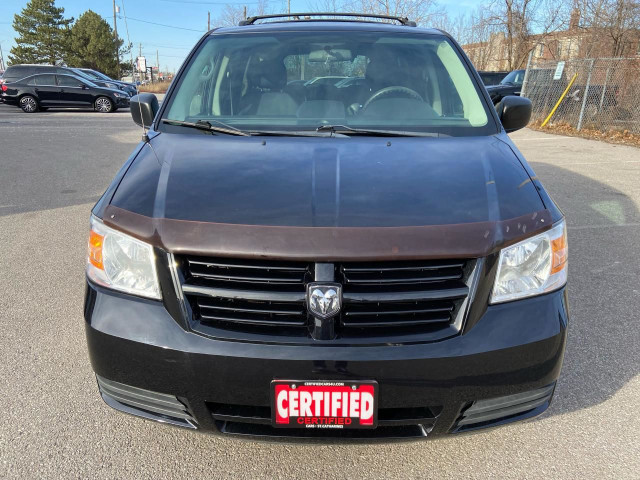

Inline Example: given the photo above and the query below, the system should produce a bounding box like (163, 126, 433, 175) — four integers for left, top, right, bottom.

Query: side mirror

(496, 95, 532, 133)
(130, 93, 159, 128)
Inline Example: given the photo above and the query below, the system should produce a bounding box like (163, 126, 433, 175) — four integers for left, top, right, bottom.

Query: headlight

(86, 215, 161, 299)
(113, 92, 127, 98)
(490, 220, 567, 304)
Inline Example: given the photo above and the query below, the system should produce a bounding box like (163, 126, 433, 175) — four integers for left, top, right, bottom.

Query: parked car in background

(70, 68, 136, 97)
(485, 69, 526, 104)
(304, 75, 348, 86)
(335, 76, 365, 88)
(76, 68, 137, 96)
(1, 73, 129, 112)
(477, 71, 508, 86)
(0, 64, 135, 97)
(84, 13, 568, 440)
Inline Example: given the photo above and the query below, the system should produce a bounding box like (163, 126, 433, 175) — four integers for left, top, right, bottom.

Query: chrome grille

(185, 256, 311, 291)
(176, 255, 478, 342)
(341, 300, 455, 328)
(338, 259, 470, 334)
(340, 260, 465, 287)
(196, 297, 306, 327)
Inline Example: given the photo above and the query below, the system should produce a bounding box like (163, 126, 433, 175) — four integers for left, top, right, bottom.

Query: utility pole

(139, 43, 143, 81)
(113, 0, 120, 79)
(156, 49, 159, 82)
(287, 0, 290, 14)
(207, 11, 210, 30)
(243, 6, 247, 20)
(0, 41, 5, 72)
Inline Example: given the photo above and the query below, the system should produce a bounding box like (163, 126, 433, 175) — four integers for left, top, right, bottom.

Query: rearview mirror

(495, 96, 532, 133)
(130, 93, 159, 128)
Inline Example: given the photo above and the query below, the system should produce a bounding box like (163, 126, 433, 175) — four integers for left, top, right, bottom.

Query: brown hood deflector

(102, 205, 552, 260)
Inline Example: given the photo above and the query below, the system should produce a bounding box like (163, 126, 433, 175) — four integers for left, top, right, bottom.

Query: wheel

(20, 95, 39, 113)
(584, 103, 598, 121)
(95, 96, 113, 113)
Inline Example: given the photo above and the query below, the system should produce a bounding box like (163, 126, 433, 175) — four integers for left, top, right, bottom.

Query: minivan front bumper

(84, 282, 568, 440)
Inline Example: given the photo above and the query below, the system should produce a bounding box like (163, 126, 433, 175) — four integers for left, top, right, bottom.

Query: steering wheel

(362, 86, 424, 111)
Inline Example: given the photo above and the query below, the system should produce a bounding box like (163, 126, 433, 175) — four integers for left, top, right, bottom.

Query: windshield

(163, 31, 494, 136)
(71, 69, 101, 85)
(91, 70, 113, 81)
(78, 69, 101, 80)
(500, 70, 525, 86)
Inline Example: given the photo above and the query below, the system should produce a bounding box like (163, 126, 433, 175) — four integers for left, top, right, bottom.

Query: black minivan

(84, 13, 568, 440)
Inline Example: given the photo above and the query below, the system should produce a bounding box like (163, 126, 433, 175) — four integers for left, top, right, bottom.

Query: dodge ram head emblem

(307, 283, 342, 319)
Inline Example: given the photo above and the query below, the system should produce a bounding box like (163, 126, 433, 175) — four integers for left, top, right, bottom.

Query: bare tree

(576, 0, 640, 56)
(484, 0, 570, 69)
(309, 0, 445, 26)
(214, 0, 270, 27)
(445, 8, 501, 70)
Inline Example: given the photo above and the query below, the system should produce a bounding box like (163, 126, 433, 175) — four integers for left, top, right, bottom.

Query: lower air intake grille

(208, 402, 442, 438)
(452, 383, 556, 432)
(97, 375, 196, 428)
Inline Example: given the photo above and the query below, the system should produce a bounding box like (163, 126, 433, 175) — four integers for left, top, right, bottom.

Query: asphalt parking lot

(0, 102, 639, 479)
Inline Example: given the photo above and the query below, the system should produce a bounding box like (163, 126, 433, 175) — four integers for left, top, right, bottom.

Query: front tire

(95, 96, 113, 113)
(20, 95, 39, 113)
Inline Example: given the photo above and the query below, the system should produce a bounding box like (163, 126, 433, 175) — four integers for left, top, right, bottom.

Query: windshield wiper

(246, 129, 341, 137)
(315, 125, 440, 137)
(162, 119, 251, 136)
(162, 120, 332, 137)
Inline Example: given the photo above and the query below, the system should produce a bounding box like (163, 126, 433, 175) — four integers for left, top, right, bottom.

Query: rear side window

(58, 75, 84, 87)
(5, 66, 34, 81)
(32, 74, 56, 86)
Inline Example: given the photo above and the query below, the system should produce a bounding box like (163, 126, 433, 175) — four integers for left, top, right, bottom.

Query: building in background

(463, 10, 640, 71)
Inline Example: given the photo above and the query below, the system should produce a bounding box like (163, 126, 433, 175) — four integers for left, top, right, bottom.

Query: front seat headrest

(251, 58, 287, 91)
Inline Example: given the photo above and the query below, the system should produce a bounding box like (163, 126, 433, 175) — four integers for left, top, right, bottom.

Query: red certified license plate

(271, 380, 378, 429)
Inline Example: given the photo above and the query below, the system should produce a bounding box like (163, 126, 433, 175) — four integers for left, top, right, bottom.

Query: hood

(94, 80, 121, 89)
(97, 85, 127, 95)
(109, 133, 545, 229)
(485, 84, 516, 92)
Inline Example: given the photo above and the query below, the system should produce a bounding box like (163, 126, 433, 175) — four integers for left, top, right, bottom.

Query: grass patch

(137, 82, 170, 94)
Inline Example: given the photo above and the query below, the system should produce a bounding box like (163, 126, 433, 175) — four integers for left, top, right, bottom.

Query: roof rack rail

(238, 12, 417, 27)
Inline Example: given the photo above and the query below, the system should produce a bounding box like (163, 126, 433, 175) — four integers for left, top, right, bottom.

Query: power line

(143, 43, 192, 49)
(158, 0, 261, 4)
(124, 16, 206, 32)
(143, 52, 186, 58)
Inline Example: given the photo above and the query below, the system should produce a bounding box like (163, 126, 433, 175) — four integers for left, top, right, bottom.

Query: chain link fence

(521, 57, 640, 134)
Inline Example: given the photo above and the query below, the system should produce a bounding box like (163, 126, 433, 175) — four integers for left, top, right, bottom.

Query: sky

(0, 0, 473, 74)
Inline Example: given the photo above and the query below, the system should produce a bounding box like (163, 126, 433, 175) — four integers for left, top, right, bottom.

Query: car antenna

(120, 0, 149, 143)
